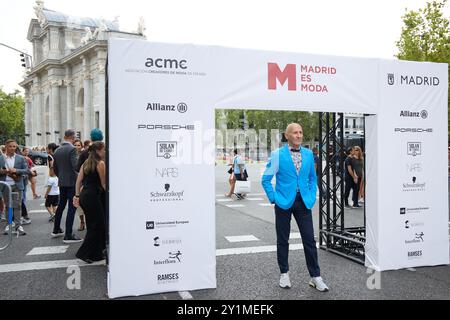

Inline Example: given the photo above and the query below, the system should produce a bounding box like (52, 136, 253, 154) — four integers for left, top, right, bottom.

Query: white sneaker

(15, 226, 27, 236)
(279, 272, 291, 288)
(309, 276, 329, 292)
(20, 217, 32, 225)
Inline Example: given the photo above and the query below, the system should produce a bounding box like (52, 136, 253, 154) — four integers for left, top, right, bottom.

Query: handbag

(235, 180, 251, 194)
(227, 167, 233, 174)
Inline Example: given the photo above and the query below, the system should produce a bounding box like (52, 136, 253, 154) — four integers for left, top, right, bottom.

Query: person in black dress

(73, 141, 106, 263)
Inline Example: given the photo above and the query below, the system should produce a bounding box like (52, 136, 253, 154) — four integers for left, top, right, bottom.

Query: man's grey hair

(64, 129, 76, 138)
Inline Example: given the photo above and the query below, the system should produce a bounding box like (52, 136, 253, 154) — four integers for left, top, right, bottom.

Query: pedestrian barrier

(0, 182, 13, 252)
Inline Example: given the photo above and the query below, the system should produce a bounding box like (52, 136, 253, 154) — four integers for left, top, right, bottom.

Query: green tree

(0, 88, 25, 140)
(395, 0, 450, 134)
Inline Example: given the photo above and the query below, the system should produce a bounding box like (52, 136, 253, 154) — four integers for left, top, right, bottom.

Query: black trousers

(275, 193, 320, 277)
(344, 178, 355, 206)
(54, 186, 76, 235)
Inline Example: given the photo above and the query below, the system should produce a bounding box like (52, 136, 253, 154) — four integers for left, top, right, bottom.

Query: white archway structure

(107, 39, 449, 298)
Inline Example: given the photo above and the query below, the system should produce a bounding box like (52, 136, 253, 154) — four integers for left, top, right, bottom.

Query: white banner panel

(108, 38, 449, 297)
(108, 39, 216, 298)
(365, 60, 449, 270)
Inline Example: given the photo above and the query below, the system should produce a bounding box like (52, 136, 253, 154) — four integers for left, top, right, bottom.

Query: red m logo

(268, 63, 296, 90)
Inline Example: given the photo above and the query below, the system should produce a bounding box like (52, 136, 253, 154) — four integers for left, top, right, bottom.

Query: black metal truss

(318, 112, 365, 264)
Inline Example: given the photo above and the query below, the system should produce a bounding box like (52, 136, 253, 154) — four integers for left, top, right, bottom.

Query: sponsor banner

(108, 39, 449, 298)
(365, 59, 449, 271)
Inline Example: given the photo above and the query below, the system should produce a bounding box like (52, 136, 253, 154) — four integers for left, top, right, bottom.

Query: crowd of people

(0, 128, 107, 264)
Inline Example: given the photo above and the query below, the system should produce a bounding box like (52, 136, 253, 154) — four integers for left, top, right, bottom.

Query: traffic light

(20, 53, 31, 68)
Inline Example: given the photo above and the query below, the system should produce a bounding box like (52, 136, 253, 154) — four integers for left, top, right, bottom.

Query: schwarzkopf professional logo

(155, 167, 179, 178)
(150, 184, 184, 202)
(146, 220, 189, 230)
(402, 176, 426, 192)
(138, 124, 195, 130)
(394, 128, 432, 133)
(146, 102, 188, 113)
(400, 110, 428, 119)
(407, 142, 421, 156)
(157, 141, 177, 159)
(387, 73, 394, 85)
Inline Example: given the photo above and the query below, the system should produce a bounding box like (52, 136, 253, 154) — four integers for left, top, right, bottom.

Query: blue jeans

(275, 192, 320, 277)
(53, 186, 76, 236)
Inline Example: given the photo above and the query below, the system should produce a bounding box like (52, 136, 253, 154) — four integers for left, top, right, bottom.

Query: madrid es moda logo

(267, 62, 337, 93)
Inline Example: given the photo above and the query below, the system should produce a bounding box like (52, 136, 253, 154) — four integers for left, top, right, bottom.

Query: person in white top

(44, 166, 60, 222)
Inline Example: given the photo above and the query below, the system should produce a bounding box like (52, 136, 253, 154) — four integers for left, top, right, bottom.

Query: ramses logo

(268, 63, 336, 93)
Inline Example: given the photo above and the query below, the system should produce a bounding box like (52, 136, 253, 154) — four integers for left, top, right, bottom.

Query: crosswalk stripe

(225, 235, 259, 243)
(226, 204, 245, 208)
(28, 210, 48, 214)
(289, 232, 301, 239)
(217, 199, 233, 202)
(178, 291, 193, 300)
(27, 246, 69, 256)
(216, 243, 318, 256)
(246, 198, 264, 201)
(0, 259, 105, 273)
(258, 203, 274, 207)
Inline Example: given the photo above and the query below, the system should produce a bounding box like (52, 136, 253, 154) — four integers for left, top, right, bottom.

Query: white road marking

(0, 259, 105, 273)
(28, 210, 48, 214)
(0, 242, 318, 273)
(258, 203, 274, 207)
(226, 204, 245, 208)
(246, 198, 264, 201)
(178, 291, 193, 300)
(289, 232, 301, 239)
(248, 193, 266, 196)
(217, 199, 233, 202)
(40, 203, 45, 207)
(27, 246, 69, 256)
(216, 243, 319, 256)
(225, 235, 260, 243)
(216, 194, 226, 197)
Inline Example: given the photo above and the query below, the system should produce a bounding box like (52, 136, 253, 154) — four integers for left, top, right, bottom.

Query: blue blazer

(261, 144, 317, 210)
(0, 154, 30, 191)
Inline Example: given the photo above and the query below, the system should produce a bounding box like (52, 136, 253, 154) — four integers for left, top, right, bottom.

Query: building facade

(20, 1, 145, 146)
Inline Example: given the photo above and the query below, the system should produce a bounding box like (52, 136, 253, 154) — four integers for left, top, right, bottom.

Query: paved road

(0, 164, 449, 300)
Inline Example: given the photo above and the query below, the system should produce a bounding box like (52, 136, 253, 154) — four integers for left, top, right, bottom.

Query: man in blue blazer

(0, 139, 30, 236)
(262, 123, 329, 292)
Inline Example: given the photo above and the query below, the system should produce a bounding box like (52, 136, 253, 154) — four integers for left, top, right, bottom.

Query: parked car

(29, 150, 48, 165)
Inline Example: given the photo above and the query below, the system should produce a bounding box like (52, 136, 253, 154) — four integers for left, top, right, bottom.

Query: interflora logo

(267, 62, 337, 93)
